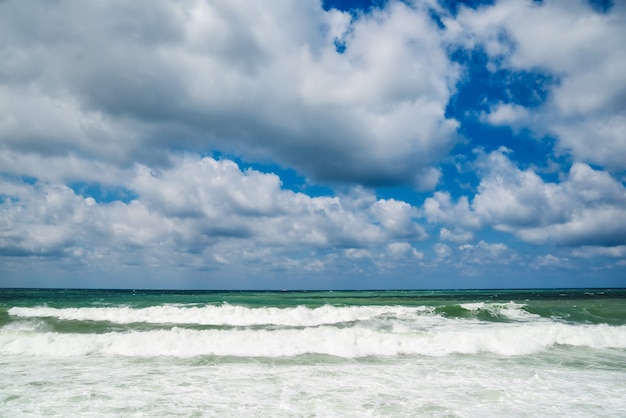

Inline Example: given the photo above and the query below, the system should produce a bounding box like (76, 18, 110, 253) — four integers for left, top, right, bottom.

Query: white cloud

(472, 148, 570, 230)
(385, 242, 424, 260)
(447, 0, 626, 170)
(344, 248, 372, 260)
(0, 156, 428, 273)
(0, 181, 98, 257)
(480, 102, 530, 129)
(434, 243, 452, 258)
(0, 150, 132, 185)
(516, 206, 626, 247)
(431, 240, 512, 266)
(370, 198, 425, 239)
(572, 246, 626, 259)
(424, 191, 481, 229)
(439, 228, 473, 244)
(535, 254, 570, 268)
(2, 0, 624, 287)
(469, 149, 626, 247)
(458, 241, 510, 264)
(422, 147, 626, 250)
(0, 0, 461, 187)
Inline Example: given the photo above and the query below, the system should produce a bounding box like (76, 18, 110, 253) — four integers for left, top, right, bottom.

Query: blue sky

(0, 0, 625, 289)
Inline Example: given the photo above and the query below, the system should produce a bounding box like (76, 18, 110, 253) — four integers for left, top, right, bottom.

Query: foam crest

(2, 323, 625, 358)
(0, 318, 51, 333)
(7, 305, 433, 327)
(459, 302, 540, 322)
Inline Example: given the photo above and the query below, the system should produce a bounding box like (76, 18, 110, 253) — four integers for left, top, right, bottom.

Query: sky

(0, 0, 625, 290)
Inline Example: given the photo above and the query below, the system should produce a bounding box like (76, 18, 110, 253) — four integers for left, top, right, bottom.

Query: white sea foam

(3, 349, 626, 418)
(7, 304, 435, 327)
(4, 299, 626, 417)
(459, 301, 540, 321)
(0, 318, 51, 333)
(6, 303, 625, 359)
(2, 322, 625, 358)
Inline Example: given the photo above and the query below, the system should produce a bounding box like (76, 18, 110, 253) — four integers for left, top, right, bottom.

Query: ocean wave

(2, 322, 625, 358)
(7, 304, 436, 327)
(458, 301, 540, 321)
(6, 301, 540, 328)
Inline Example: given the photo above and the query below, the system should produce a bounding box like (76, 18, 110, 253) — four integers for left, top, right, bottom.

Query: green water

(2, 287, 625, 324)
(2, 287, 626, 417)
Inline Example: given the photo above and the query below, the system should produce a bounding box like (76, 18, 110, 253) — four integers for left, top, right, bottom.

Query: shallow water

(2, 288, 625, 416)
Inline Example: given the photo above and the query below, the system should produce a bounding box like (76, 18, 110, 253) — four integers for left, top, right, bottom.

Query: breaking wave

(3, 303, 626, 358)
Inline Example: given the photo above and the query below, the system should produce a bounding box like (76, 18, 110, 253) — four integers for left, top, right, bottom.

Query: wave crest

(2, 322, 625, 358)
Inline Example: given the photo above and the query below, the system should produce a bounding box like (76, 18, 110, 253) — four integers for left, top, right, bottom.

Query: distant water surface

(2, 288, 625, 416)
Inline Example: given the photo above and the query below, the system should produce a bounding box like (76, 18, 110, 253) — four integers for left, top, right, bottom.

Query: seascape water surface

(2, 288, 626, 417)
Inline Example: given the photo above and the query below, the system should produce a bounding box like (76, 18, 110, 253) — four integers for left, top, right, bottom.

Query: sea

(1, 288, 626, 417)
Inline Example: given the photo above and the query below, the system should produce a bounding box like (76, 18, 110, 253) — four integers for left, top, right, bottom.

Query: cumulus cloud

(458, 241, 510, 264)
(0, 150, 132, 185)
(0, 156, 426, 273)
(385, 242, 424, 260)
(427, 148, 626, 248)
(1, 0, 624, 287)
(446, 0, 626, 170)
(480, 102, 530, 129)
(423, 191, 481, 229)
(572, 246, 626, 259)
(472, 148, 571, 229)
(535, 254, 570, 269)
(439, 227, 473, 244)
(0, 181, 87, 257)
(434, 243, 452, 259)
(0, 0, 460, 187)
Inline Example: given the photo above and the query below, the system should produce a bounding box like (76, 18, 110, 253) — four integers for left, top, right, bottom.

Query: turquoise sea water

(2, 288, 626, 416)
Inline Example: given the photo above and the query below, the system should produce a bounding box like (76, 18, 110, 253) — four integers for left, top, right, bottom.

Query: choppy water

(2, 288, 626, 417)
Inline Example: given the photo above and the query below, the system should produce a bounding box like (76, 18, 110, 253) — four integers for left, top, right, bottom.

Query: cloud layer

(0, 0, 461, 187)
(449, 0, 626, 169)
(1, 157, 426, 282)
(1, 0, 625, 288)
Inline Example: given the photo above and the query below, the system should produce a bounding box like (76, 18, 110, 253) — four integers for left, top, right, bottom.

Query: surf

(2, 319, 625, 358)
